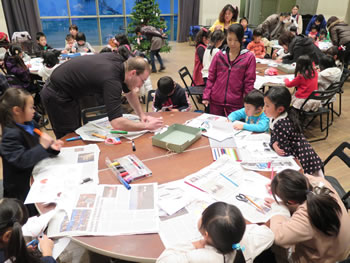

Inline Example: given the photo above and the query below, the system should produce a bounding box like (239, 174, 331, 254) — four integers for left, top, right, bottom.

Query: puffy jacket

(282, 35, 324, 64)
(327, 20, 350, 46)
(305, 15, 327, 36)
(203, 48, 256, 109)
(257, 14, 289, 40)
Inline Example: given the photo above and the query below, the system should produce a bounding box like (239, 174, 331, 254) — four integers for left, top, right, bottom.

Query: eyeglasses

(138, 74, 147, 85)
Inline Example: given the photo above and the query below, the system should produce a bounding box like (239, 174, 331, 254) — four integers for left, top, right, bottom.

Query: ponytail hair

(200, 202, 246, 256)
(209, 30, 225, 55)
(271, 169, 342, 237)
(0, 198, 40, 263)
(264, 86, 302, 133)
(4, 44, 27, 70)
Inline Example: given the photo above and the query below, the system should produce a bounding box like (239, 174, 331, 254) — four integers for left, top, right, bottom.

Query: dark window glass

(99, 0, 123, 15)
(69, 0, 96, 15)
(100, 17, 126, 44)
(41, 19, 70, 48)
(71, 18, 99, 46)
(37, 0, 68, 16)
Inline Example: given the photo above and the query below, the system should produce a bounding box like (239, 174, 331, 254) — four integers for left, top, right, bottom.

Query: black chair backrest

(324, 142, 350, 168)
(340, 70, 350, 84)
(146, 89, 156, 112)
(300, 87, 339, 110)
(178, 66, 195, 88)
(81, 105, 107, 125)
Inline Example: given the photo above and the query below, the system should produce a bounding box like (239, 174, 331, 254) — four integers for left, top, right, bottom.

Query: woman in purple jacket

(202, 24, 256, 116)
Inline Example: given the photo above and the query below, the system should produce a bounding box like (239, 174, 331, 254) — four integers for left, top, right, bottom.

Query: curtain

(178, 0, 200, 42)
(1, 0, 42, 40)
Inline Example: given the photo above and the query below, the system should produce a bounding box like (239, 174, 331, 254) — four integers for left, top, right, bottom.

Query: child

(318, 28, 329, 41)
(193, 28, 209, 86)
(326, 45, 344, 70)
(308, 24, 318, 41)
(34, 32, 52, 57)
(0, 198, 57, 263)
(69, 24, 78, 40)
(266, 169, 350, 263)
(318, 55, 342, 92)
(202, 24, 256, 116)
(289, 25, 298, 36)
(153, 76, 190, 112)
(228, 89, 269, 132)
(201, 30, 225, 85)
(284, 55, 319, 111)
(38, 51, 60, 81)
(157, 202, 274, 263)
(73, 32, 95, 53)
(247, 28, 266, 58)
(0, 88, 63, 215)
(62, 34, 76, 54)
(240, 17, 252, 48)
(264, 86, 323, 176)
(4, 44, 34, 92)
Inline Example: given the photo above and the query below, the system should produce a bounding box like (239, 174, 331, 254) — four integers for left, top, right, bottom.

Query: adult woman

(209, 4, 239, 33)
(278, 31, 324, 64)
(266, 169, 350, 263)
(327, 16, 350, 68)
(290, 5, 303, 35)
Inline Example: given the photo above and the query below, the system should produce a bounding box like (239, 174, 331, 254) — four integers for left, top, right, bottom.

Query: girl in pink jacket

(202, 24, 256, 116)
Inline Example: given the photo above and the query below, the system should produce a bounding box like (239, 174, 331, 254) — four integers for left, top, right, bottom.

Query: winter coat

(282, 35, 324, 64)
(318, 67, 342, 91)
(38, 64, 59, 82)
(327, 20, 350, 46)
(140, 26, 165, 51)
(203, 47, 256, 109)
(5, 56, 32, 90)
(305, 15, 327, 36)
(257, 14, 289, 40)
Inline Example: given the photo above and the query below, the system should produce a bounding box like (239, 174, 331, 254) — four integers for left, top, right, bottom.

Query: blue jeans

(150, 49, 164, 71)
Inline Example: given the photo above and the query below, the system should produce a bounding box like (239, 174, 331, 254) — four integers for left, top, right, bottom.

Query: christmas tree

(127, 0, 171, 54)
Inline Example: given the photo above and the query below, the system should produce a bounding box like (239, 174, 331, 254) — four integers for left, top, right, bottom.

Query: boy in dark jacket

(34, 32, 52, 57)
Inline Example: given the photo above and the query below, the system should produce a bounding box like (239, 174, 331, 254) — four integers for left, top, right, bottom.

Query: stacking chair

(178, 66, 205, 110)
(325, 81, 342, 123)
(323, 142, 350, 210)
(146, 89, 156, 112)
(81, 105, 107, 125)
(298, 87, 339, 143)
(331, 70, 350, 117)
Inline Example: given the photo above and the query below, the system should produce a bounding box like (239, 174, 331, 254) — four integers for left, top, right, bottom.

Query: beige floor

(1, 41, 350, 192)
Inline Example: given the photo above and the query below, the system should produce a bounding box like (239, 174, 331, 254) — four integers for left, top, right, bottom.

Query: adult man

(305, 14, 327, 36)
(40, 53, 163, 138)
(257, 12, 291, 40)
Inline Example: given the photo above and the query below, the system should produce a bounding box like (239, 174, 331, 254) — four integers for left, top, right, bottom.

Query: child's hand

(272, 142, 285, 156)
(202, 100, 209, 107)
(83, 48, 89, 52)
(38, 235, 54, 257)
(233, 122, 244, 130)
(51, 139, 64, 151)
(192, 239, 206, 249)
(61, 50, 67, 54)
(27, 64, 31, 69)
(264, 197, 275, 208)
(72, 47, 76, 53)
(266, 182, 271, 194)
(272, 49, 278, 59)
(40, 133, 54, 149)
(170, 108, 179, 112)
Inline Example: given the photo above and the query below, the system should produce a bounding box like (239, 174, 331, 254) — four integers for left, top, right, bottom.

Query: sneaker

(159, 66, 166, 72)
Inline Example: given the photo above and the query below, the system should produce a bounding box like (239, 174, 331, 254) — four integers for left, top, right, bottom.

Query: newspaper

(26, 145, 100, 204)
(47, 183, 158, 237)
(254, 74, 294, 90)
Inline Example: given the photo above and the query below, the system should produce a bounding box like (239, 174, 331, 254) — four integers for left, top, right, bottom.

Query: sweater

(284, 71, 318, 99)
(247, 41, 265, 58)
(203, 47, 256, 109)
(73, 42, 95, 53)
(270, 174, 350, 263)
(228, 108, 269, 132)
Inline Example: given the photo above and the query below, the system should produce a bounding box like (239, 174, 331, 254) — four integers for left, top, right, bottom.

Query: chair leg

(189, 93, 199, 110)
(310, 111, 329, 143)
(332, 92, 342, 117)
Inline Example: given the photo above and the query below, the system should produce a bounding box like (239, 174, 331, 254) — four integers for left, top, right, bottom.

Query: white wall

(199, 0, 241, 26)
(316, 0, 349, 20)
(0, 1, 8, 35)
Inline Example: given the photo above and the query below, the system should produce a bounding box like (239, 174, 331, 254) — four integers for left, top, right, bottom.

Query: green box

(152, 124, 201, 153)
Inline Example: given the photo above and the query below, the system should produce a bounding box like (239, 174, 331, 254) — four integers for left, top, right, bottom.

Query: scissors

(236, 193, 248, 202)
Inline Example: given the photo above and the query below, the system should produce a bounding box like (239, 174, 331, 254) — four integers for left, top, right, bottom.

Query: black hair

(219, 4, 239, 23)
(253, 28, 262, 37)
(99, 47, 112, 53)
(117, 45, 133, 60)
(35, 32, 45, 41)
(209, 30, 225, 55)
(316, 14, 325, 23)
(4, 44, 27, 70)
(271, 169, 342, 237)
(227, 24, 244, 46)
(325, 46, 339, 57)
(157, 76, 175, 96)
(295, 55, 315, 79)
(310, 24, 317, 30)
(65, 34, 74, 41)
(239, 17, 248, 24)
(115, 33, 130, 46)
(0, 198, 41, 263)
(75, 32, 86, 42)
(319, 55, 336, 71)
(264, 86, 302, 133)
(289, 26, 298, 33)
(135, 26, 142, 35)
(327, 16, 339, 28)
(200, 202, 246, 258)
(319, 28, 327, 35)
(280, 12, 291, 17)
(69, 24, 78, 31)
(278, 31, 295, 46)
(42, 51, 59, 68)
(195, 28, 209, 47)
(244, 89, 264, 108)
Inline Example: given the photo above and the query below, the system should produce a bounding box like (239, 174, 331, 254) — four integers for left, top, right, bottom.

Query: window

(37, 0, 178, 48)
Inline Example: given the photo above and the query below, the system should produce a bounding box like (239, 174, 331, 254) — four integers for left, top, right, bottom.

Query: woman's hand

(202, 100, 209, 107)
